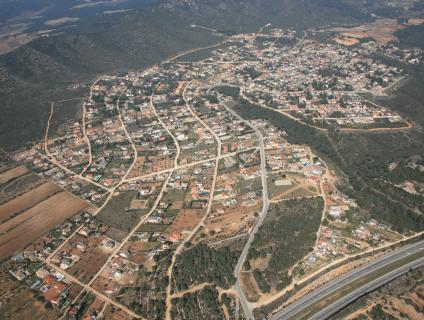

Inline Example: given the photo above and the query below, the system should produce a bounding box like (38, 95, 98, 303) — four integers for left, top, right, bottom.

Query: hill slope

(0, 0, 373, 150)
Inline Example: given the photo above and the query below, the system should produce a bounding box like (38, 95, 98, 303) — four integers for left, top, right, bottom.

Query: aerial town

(0, 22, 423, 320)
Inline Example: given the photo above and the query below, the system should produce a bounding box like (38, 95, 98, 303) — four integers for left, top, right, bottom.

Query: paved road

(271, 239, 424, 320)
(222, 37, 309, 318)
(221, 99, 270, 320)
(124, 147, 256, 183)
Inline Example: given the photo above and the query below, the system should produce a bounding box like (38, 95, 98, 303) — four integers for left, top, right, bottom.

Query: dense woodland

(0, 9, 223, 150)
(246, 198, 324, 293)
(172, 244, 239, 292)
(116, 249, 172, 319)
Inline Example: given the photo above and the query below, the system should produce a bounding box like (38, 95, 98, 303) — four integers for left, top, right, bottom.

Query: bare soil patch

(0, 192, 88, 260)
(0, 182, 60, 223)
(103, 304, 133, 320)
(0, 166, 29, 185)
(97, 191, 147, 231)
(241, 272, 261, 302)
(65, 235, 113, 283)
(162, 208, 203, 238)
(0, 281, 60, 319)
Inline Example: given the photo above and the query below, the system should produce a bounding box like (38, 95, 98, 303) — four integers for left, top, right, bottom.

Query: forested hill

(0, 7, 222, 151)
(396, 24, 424, 49)
(0, 0, 381, 150)
(160, 0, 371, 33)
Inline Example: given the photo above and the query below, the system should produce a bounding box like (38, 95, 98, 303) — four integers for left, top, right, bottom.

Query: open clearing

(162, 209, 203, 238)
(0, 182, 60, 223)
(241, 272, 261, 302)
(0, 192, 88, 260)
(64, 235, 114, 283)
(97, 191, 147, 232)
(0, 166, 29, 185)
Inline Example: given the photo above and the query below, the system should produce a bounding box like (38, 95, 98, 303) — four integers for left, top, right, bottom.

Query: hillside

(0, 0, 381, 150)
(160, 0, 371, 33)
(0, 8, 222, 150)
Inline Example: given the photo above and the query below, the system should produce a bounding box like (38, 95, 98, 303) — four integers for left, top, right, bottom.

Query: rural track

(81, 76, 104, 175)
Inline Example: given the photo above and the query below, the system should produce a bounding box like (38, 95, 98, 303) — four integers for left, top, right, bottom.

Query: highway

(271, 239, 424, 320)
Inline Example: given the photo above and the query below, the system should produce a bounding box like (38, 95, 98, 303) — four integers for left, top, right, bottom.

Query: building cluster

(3, 25, 415, 318)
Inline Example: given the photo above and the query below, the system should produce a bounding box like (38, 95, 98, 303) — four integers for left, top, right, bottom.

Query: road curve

(271, 239, 424, 320)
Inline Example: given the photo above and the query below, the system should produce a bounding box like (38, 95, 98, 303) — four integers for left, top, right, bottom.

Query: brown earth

(0, 284, 61, 320)
(241, 272, 261, 302)
(203, 203, 259, 242)
(62, 235, 114, 284)
(81, 296, 106, 320)
(0, 192, 88, 260)
(103, 304, 133, 320)
(0, 182, 60, 223)
(163, 208, 203, 237)
(0, 173, 42, 204)
(0, 166, 29, 185)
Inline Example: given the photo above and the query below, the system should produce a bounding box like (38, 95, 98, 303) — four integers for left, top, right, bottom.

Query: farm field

(0, 182, 60, 223)
(0, 172, 43, 204)
(0, 192, 89, 260)
(0, 166, 29, 185)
